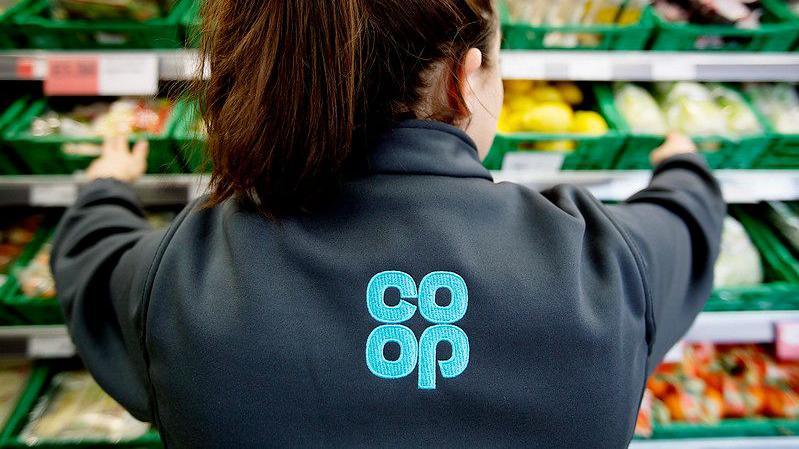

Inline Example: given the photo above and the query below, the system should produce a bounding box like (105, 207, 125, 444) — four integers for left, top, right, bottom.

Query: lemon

(571, 111, 609, 135)
(534, 140, 576, 152)
(505, 96, 537, 113)
(504, 80, 535, 95)
(521, 102, 574, 133)
(531, 86, 563, 103)
(498, 111, 523, 133)
(555, 82, 584, 105)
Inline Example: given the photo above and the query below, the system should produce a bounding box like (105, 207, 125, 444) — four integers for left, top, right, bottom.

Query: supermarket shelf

(0, 325, 74, 359)
(3, 311, 799, 359)
(2, 170, 799, 206)
(683, 311, 799, 344)
(495, 170, 799, 203)
(501, 51, 799, 82)
(630, 436, 799, 448)
(0, 49, 202, 81)
(2, 50, 799, 82)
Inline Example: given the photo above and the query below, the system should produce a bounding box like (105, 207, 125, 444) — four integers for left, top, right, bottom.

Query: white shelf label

(568, 60, 612, 81)
(503, 152, 564, 173)
(98, 54, 159, 96)
(28, 336, 75, 358)
(30, 184, 78, 206)
(651, 61, 697, 81)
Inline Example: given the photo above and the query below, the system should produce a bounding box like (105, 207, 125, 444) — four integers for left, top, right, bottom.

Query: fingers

(664, 133, 697, 153)
(102, 134, 130, 156)
(132, 140, 149, 166)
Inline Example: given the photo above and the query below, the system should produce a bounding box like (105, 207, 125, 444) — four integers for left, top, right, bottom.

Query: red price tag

(776, 322, 799, 361)
(44, 57, 99, 96)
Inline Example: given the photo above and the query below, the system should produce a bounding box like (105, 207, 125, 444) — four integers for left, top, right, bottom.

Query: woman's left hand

(86, 135, 149, 182)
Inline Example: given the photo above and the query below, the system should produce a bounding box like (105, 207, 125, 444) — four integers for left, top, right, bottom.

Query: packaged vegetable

(614, 83, 668, 134)
(49, 0, 169, 21)
(0, 362, 30, 429)
(707, 83, 762, 137)
(765, 201, 799, 253)
(31, 99, 173, 138)
(714, 217, 763, 289)
(745, 83, 799, 134)
(20, 371, 149, 444)
(658, 82, 729, 137)
(18, 242, 55, 299)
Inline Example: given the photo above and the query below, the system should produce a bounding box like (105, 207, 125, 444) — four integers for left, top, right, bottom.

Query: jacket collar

(366, 120, 494, 181)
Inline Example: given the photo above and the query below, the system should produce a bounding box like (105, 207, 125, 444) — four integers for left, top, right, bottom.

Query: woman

(51, 1, 725, 448)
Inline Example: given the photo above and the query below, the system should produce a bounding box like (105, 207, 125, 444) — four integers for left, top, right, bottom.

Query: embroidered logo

(365, 271, 469, 389)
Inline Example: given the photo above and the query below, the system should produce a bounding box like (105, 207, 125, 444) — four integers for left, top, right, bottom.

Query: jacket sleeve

(51, 178, 166, 422)
(604, 154, 726, 371)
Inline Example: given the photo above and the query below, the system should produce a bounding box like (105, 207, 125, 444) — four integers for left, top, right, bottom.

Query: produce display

(19, 371, 149, 444)
(636, 343, 799, 438)
(745, 83, 799, 134)
(31, 98, 173, 139)
(50, 0, 170, 21)
(714, 216, 764, 289)
(499, 80, 609, 151)
(0, 361, 30, 430)
(654, 0, 766, 27)
(767, 201, 799, 253)
(0, 0, 17, 15)
(0, 215, 41, 290)
(614, 82, 762, 138)
(17, 241, 54, 299)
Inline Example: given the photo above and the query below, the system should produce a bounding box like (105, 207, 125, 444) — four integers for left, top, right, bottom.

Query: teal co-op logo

(365, 271, 469, 389)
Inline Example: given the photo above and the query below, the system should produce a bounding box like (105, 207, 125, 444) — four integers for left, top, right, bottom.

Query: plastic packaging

(17, 242, 55, 299)
(30, 99, 173, 138)
(745, 83, 799, 134)
(49, 0, 168, 21)
(0, 361, 31, 428)
(707, 83, 763, 137)
(714, 217, 763, 289)
(766, 202, 799, 252)
(614, 83, 668, 134)
(658, 82, 728, 137)
(20, 371, 149, 444)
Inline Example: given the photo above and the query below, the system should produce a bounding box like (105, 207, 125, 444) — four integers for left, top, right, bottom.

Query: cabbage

(614, 83, 668, 134)
(714, 217, 763, 289)
(708, 83, 762, 137)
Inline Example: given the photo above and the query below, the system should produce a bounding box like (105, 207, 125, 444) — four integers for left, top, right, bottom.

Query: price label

(44, 56, 99, 95)
(28, 336, 76, 358)
(777, 322, 799, 361)
(44, 54, 158, 96)
(30, 184, 78, 207)
(502, 152, 564, 173)
(98, 54, 159, 96)
(568, 60, 612, 81)
(16, 57, 47, 80)
(651, 61, 697, 81)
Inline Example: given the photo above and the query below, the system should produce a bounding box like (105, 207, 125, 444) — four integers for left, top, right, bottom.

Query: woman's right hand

(651, 133, 697, 167)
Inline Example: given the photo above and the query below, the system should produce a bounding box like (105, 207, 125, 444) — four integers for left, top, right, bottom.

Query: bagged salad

(49, 0, 171, 21)
(714, 216, 763, 289)
(20, 371, 149, 444)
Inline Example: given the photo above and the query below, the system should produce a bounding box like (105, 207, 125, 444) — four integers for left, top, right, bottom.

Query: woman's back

(52, 121, 724, 448)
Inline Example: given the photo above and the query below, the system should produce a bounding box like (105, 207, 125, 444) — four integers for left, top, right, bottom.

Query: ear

(459, 48, 483, 102)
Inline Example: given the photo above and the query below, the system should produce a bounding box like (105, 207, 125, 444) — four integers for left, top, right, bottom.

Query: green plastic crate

(14, 0, 190, 50)
(596, 84, 772, 170)
(649, 0, 799, 52)
(0, 97, 31, 175)
(171, 99, 207, 172)
(704, 206, 799, 312)
(2, 364, 162, 448)
(500, 1, 654, 51)
(2, 229, 63, 326)
(0, 0, 33, 48)
(182, 0, 200, 48)
(485, 85, 625, 170)
(0, 216, 50, 326)
(747, 85, 799, 169)
(4, 97, 186, 175)
(650, 418, 799, 439)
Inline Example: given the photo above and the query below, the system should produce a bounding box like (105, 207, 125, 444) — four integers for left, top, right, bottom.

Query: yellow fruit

(498, 111, 523, 133)
(571, 111, 609, 135)
(521, 102, 574, 133)
(531, 86, 563, 103)
(505, 96, 537, 113)
(504, 80, 535, 95)
(534, 140, 576, 152)
(556, 82, 584, 105)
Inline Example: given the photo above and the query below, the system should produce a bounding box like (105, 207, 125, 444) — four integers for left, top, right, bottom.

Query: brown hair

(196, 0, 496, 216)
